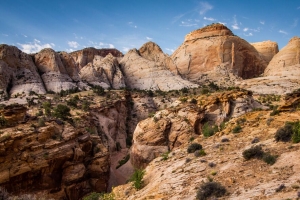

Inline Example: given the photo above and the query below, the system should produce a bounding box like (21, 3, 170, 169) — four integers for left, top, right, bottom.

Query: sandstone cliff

(251, 40, 279, 64)
(120, 42, 198, 91)
(0, 45, 46, 97)
(170, 23, 267, 86)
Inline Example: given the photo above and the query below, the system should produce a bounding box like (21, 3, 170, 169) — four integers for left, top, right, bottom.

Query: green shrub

(194, 149, 206, 157)
(53, 104, 71, 120)
(161, 151, 170, 161)
(116, 155, 130, 169)
(202, 123, 218, 137)
(232, 124, 242, 133)
(262, 153, 277, 165)
(43, 101, 52, 116)
(130, 169, 145, 190)
(0, 115, 7, 128)
(274, 123, 293, 142)
(242, 146, 264, 160)
(38, 118, 45, 127)
(190, 98, 197, 104)
(196, 181, 226, 200)
(187, 143, 202, 153)
(83, 192, 101, 200)
(92, 85, 105, 96)
(292, 121, 300, 143)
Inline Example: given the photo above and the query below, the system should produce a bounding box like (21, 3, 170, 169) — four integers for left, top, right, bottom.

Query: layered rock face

(119, 42, 197, 91)
(251, 40, 279, 64)
(264, 37, 300, 76)
(130, 90, 261, 169)
(34, 48, 79, 92)
(79, 53, 125, 89)
(170, 24, 267, 86)
(0, 45, 46, 97)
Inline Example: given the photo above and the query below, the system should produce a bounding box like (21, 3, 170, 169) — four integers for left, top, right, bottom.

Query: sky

(0, 0, 299, 54)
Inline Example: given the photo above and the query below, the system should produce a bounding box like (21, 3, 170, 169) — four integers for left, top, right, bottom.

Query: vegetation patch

(116, 154, 130, 169)
(243, 145, 277, 165)
(130, 169, 145, 190)
(187, 143, 202, 153)
(202, 122, 218, 137)
(196, 181, 226, 200)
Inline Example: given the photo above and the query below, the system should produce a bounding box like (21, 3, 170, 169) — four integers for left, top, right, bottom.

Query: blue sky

(0, 0, 299, 54)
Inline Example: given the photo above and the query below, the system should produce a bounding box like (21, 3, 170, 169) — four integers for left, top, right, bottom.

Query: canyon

(0, 23, 300, 199)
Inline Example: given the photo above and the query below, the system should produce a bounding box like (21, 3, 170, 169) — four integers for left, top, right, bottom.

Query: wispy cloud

(279, 30, 288, 35)
(17, 39, 55, 53)
(2, 34, 8, 37)
(297, 6, 300, 9)
(68, 41, 79, 48)
(231, 15, 240, 30)
(204, 17, 216, 21)
(243, 28, 249, 32)
(165, 48, 175, 53)
(244, 33, 253, 36)
(98, 42, 114, 48)
(122, 47, 130, 52)
(260, 21, 265, 25)
(198, 2, 213, 15)
(180, 19, 198, 27)
(292, 19, 298, 28)
(218, 22, 226, 25)
(22, 34, 27, 38)
(146, 37, 152, 40)
(172, 13, 186, 24)
(128, 22, 137, 28)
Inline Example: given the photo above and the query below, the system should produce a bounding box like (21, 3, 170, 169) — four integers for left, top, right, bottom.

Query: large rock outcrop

(0, 45, 46, 97)
(33, 48, 79, 93)
(251, 40, 279, 64)
(264, 36, 300, 76)
(79, 53, 125, 89)
(238, 37, 300, 94)
(119, 42, 198, 91)
(170, 23, 267, 86)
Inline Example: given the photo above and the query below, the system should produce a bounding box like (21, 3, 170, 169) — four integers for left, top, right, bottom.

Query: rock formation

(0, 45, 46, 97)
(264, 36, 300, 76)
(79, 53, 125, 89)
(119, 42, 198, 91)
(170, 23, 267, 86)
(238, 37, 300, 94)
(251, 40, 279, 64)
(34, 48, 79, 93)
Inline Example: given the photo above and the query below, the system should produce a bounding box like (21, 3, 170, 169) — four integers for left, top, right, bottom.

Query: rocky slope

(113, 92, 300, 200)
(170, 23, 267, 86)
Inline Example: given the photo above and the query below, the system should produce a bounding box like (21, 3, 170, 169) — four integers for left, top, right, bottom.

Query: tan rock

(62, 163, 86, 185)
(0, 44, 46, 96)
(251, 40, 279, 63)
(264, 36, 300, 76)
(171, 23, 267, 86)
(120, 43, 198, 91)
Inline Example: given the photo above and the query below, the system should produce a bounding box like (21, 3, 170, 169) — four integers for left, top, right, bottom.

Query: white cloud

(260, 21, 265, 25)
(146, 37, 152, 40)
(108, 44, 114, 48)
(22, 34, 27, 38)
(292, 19, 298, 28)
(68, 41, 79, 48)
(128, 22, 137, 28)
(231, 15, 240, 30)
(279, 30, 288, 35)
(198, 2, 213, 15)
(65, 48, 74, 53)
(218, 22, 226, 25)
(180, 20, 197, 27)
(2, 34, 8, 37)
(165, 48, 175, 53)
(122, 47, 130, 52)
(244, 33, 253, 36)
(17, 39, 55, 53)
(243, 28, 249, 32)
(203, 17, 216, 21)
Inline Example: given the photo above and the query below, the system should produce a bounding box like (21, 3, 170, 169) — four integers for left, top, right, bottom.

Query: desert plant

(0, 115, 7, 128)
(187, 143, 202, 153)
(38, 117, 46, 127)
(202, 122, 218, 137)
(130, 169, 145, 190)
(274, 123, 293, 142)
(194, 149, 206, 157)
(292, 121, 300, 143)
(196, 181, 226, 200)
(242, 145, 264, 160)
(116, 154, 130, 169)
(262, 153, 277, 165)
(83, 192, 101, 200)
(53, 104, 71, 120)
(161, 151, 170, 161)
(232, 124, 242, 133)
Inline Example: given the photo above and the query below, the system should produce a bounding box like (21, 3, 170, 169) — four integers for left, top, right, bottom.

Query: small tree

(53, 104, 71, 120)
(130, 169, 145, 190)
